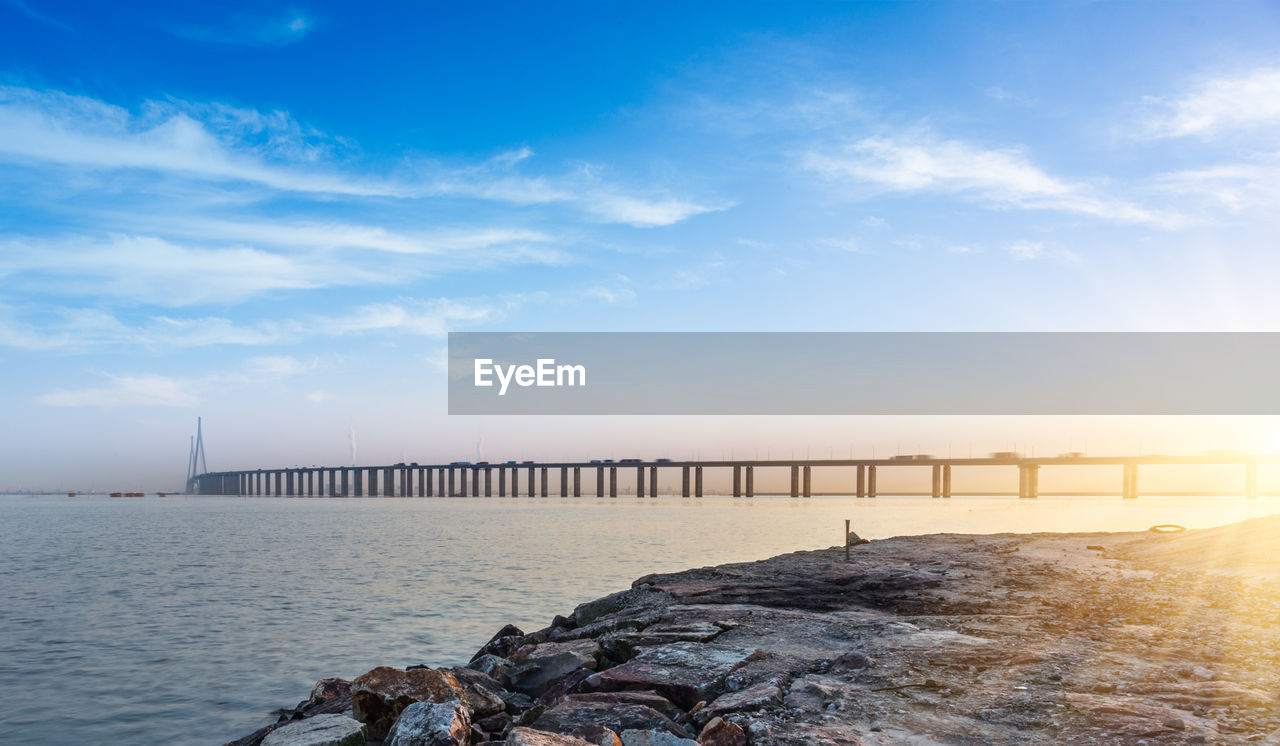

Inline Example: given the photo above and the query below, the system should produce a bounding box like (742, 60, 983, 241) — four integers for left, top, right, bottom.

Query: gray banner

(447, 332, 1280, 414)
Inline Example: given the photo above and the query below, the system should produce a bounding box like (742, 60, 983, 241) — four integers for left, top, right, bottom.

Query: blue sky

(2, 1, 1280, 489)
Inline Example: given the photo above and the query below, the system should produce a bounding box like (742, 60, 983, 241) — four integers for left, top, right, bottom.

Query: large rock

(584, 643, 753, 709)
(442, 666, 508, 717)
(506, 640, 601, 697)
(309, 678, 352, 705)
(384, 700, 470, 746)
(696, 717, 746, 746)
(350, 666, 465, 741)
(563, 691, 683, 721)
(619, 730, 698, 745)
(466, 654, 512, 681)
(506, 727, 595, 745)
(531, 700, 689, 742)
(260, 714, 366, 746)
(705, 679, 782, 716)
(470, 624, 525, 662)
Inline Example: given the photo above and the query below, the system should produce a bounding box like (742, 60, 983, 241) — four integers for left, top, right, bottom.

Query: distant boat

(67, 492, 76, 497)
(156, 492, 167, 497)
(125, 492, 145, 497)
(109, 492, 123, 497)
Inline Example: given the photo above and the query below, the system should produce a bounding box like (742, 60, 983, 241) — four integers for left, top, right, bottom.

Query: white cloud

(0, 86, 723, 226)
(803, 134, 1182, 227)
(38, 374, 199, 408)
(0, 234, 391, 306)
(1153, 155, 1280, 215)
(247, 355, 312, 377)
(304, 390, 332, 403)
(315, 298, 504, 337)
(1006, 240, 1045, 261)
(1143, 68, 1280, 140)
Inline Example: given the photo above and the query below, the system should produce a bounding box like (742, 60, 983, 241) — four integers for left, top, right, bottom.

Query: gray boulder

(385, 700, 470, 746)
(260, 714, 366, 746)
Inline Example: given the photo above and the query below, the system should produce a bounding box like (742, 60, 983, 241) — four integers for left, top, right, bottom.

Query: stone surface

(309, 678, 352, 704)
(695, 717, 745, 746)
(531, 701, 689, 742)
(585, 643, 752, 709)
(618, 729, 698, 745)
(506, 639, 600, 697)
(466, 654, 511, 681)
(469, 624, 525, 663)
(563, 691, 683, 721)
(350, 666, 464, 741)
(505, 727, 595, 746)
(441, 666, 508, 717)
(384, 700, 470, 746)
(259, 714, 366, 746)
(704, 679, 782, 716)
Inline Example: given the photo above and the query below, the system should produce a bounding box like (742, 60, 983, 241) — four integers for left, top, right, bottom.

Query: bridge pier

(650, 466, 657, 497)
(561, 467, 568, 497)
(573, 467, 581, 497)
(732, 465, 741, 497)
(856, 465, 865, 498)
(682, 466, 690, 497)
(868, 465, 877, 498)
(498, 467, 506, 497)
(943, 464, 952, 498)
(1121, 463, 1137, 499)
(790, 465, 799, 498)
(610, 467, 617, 497)
(597, 466, 604, 497)
(1019, 464, 1040, 499)
(637, 466, 645, 498)
(483, 467, 491, 497)
(931, 465, 941, 499)
(540, 467, 548, 497)
(446, 468, 454, 497)
(696, 466, 703, 497)
(745, 466, 753, 497)
(803, 465, 811, 498)
(1246, 462, 1258, 499)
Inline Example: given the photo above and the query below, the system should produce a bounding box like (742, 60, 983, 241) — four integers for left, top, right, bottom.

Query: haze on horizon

(2, 1, 1279, 490)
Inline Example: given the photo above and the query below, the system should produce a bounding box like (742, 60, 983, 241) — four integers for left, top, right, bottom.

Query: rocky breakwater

(228, 516, 1280, 745)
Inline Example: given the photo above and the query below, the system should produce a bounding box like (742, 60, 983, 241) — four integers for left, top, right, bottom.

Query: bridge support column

(943, 465, 952, 498)
(286, 470, 294, 496)
(1246, 462, 1258, 499)
(482, 467, 490, 497)
(498, 467, 506, 497)
(541, 467, 548, 497)
(561, 467, 568, 497)
(733, 465, 741, 497)
(931, 465, 941, 499)
(1121, 464, 1137, 499)
(650, 466, 657, 497)
(682, 466, 690, 497)
(388, 467, 396, 496)
(803, 465, 811, 498)
(438, 468, 446, 497)
(695, 466, 703, 497)
(308, 470, 315, 497)
(610, 467, 617, 497)
(354, 469, 364, 497)
(637, 467, 645, 498)
(418, 468, 426, 496)
(573, 467, 581, 497)
(856, 465, 865, 498)
(1020, 464, 1040, 499)
(790, 465, 799, 498)
(597, 466, 604, 497)
(447, 468, 455, 497)
(528, 466, 536, 497)
(340, 468, 348, 496)
(868, 466, 877, 498)
(745, 466, 754, 497)
(404, 468, 412, 497)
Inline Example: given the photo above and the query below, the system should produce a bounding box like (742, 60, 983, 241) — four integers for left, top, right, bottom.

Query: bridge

(186, 453, 1277, 499)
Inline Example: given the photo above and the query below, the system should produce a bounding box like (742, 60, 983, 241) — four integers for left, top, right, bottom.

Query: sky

(2, 1, 1280, 490)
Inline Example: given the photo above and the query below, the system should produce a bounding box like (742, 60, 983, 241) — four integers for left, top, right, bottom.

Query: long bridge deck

(189, 454, 1277, 499)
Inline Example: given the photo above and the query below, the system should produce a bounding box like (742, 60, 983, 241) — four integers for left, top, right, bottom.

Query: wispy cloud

(175, 11, 315, 47)
(1153, 155, 1280, 216)
(1142, 68, 1280, 140)
(803, 134, 1183, 227)
(0, 86, 724, 225)
(39, 374, 200, 408)
(3, 0, 73, 31)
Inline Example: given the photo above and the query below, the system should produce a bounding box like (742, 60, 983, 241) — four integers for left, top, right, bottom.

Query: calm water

(2, 493, 1278, 745)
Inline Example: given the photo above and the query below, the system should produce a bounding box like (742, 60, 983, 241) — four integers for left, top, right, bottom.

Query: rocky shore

(227, 516, 1280, 745)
